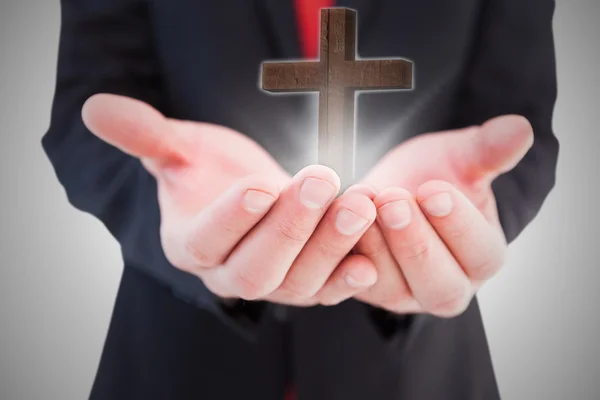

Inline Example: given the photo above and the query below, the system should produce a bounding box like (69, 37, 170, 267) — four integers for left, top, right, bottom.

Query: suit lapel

(254, 0, 378, 60)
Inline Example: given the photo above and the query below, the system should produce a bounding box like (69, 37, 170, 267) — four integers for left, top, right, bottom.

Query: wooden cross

(261, 7, 413, 188)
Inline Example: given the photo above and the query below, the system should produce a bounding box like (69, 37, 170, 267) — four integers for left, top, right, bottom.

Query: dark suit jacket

(43, 0, 559, 399)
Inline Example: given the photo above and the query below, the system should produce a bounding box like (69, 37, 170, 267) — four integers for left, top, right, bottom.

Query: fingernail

(300, 177, 336, 209)
(335, 208, 369, 236)
(421, 192, 453, 217)
(243, 190, 276, 213)
(344, 274, 371, 289)
(379, 200, 411, 230)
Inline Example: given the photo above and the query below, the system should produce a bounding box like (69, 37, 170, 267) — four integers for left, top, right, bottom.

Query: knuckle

(466, 239, 507, 281)
(230, 269, 267, 300)
(160, 237, 185, 270)
(424, 284, 471, 317)
(444, 213, 476, 240)
(469, 255, 503, 281)
(316, 237, 348, 259)
(319, 297, 344, 307)
(379, 289, 413, 312)
(276, 218, 312, 244)
(161, 226, 203, 273)
(279, 276, 316, 299)
(184, 240, 221, 268)
(401, 238, 430, 263)
(218, 220, 240, 236)
(201, 276, 233, 299)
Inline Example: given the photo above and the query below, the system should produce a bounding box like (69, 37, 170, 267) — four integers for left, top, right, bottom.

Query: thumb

(453, 115, 534, 183)
(82, 94, 189, 162)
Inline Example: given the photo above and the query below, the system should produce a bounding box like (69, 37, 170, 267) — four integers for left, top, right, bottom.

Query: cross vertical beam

(319, 8, 358, 189)
(261, 8, 413, 189)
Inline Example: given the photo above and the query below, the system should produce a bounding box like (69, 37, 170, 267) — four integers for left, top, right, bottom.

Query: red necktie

(295, 0, 335, 59)
(284, 4, 335, 400)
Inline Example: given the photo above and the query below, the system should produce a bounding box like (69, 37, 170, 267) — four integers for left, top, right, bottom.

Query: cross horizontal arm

(344, 59, 413, 90)
(261, 62, 322, 92)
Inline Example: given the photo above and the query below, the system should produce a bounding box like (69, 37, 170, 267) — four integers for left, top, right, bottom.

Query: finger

(348, 185, 419, 312)
(375, 187, 472, 317)
(343, 183, 379, 256)
(275, 191, 376, 299)
(217, 165, 340, 300)
(166, 174, 280, 273)
(82, 94, 190, 162)
(452, 115, 534, 183)
(316, 255, 378, 306)
(417, 180, 506, 283)
(354, 221, 421, 313)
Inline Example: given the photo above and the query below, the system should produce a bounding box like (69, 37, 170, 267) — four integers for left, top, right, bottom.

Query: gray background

(0, 1, 599, 399)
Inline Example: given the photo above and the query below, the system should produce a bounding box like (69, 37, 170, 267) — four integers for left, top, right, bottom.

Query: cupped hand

(350, 116, 534, 317)
(83, 94, 378, 307)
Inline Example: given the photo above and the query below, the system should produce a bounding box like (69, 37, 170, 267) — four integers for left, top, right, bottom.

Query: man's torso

(92, 1, 500, 399)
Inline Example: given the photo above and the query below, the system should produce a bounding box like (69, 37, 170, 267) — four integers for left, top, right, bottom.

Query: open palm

(83, 94, 290, 219)
(352, 116, 534, 316)
(362, 116, 534, 227)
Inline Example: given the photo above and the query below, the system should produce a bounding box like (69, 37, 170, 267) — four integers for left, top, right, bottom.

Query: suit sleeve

(370, 0, 560, 345)
(43, 0, 266, 339)
(451, 0, 560, 243)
